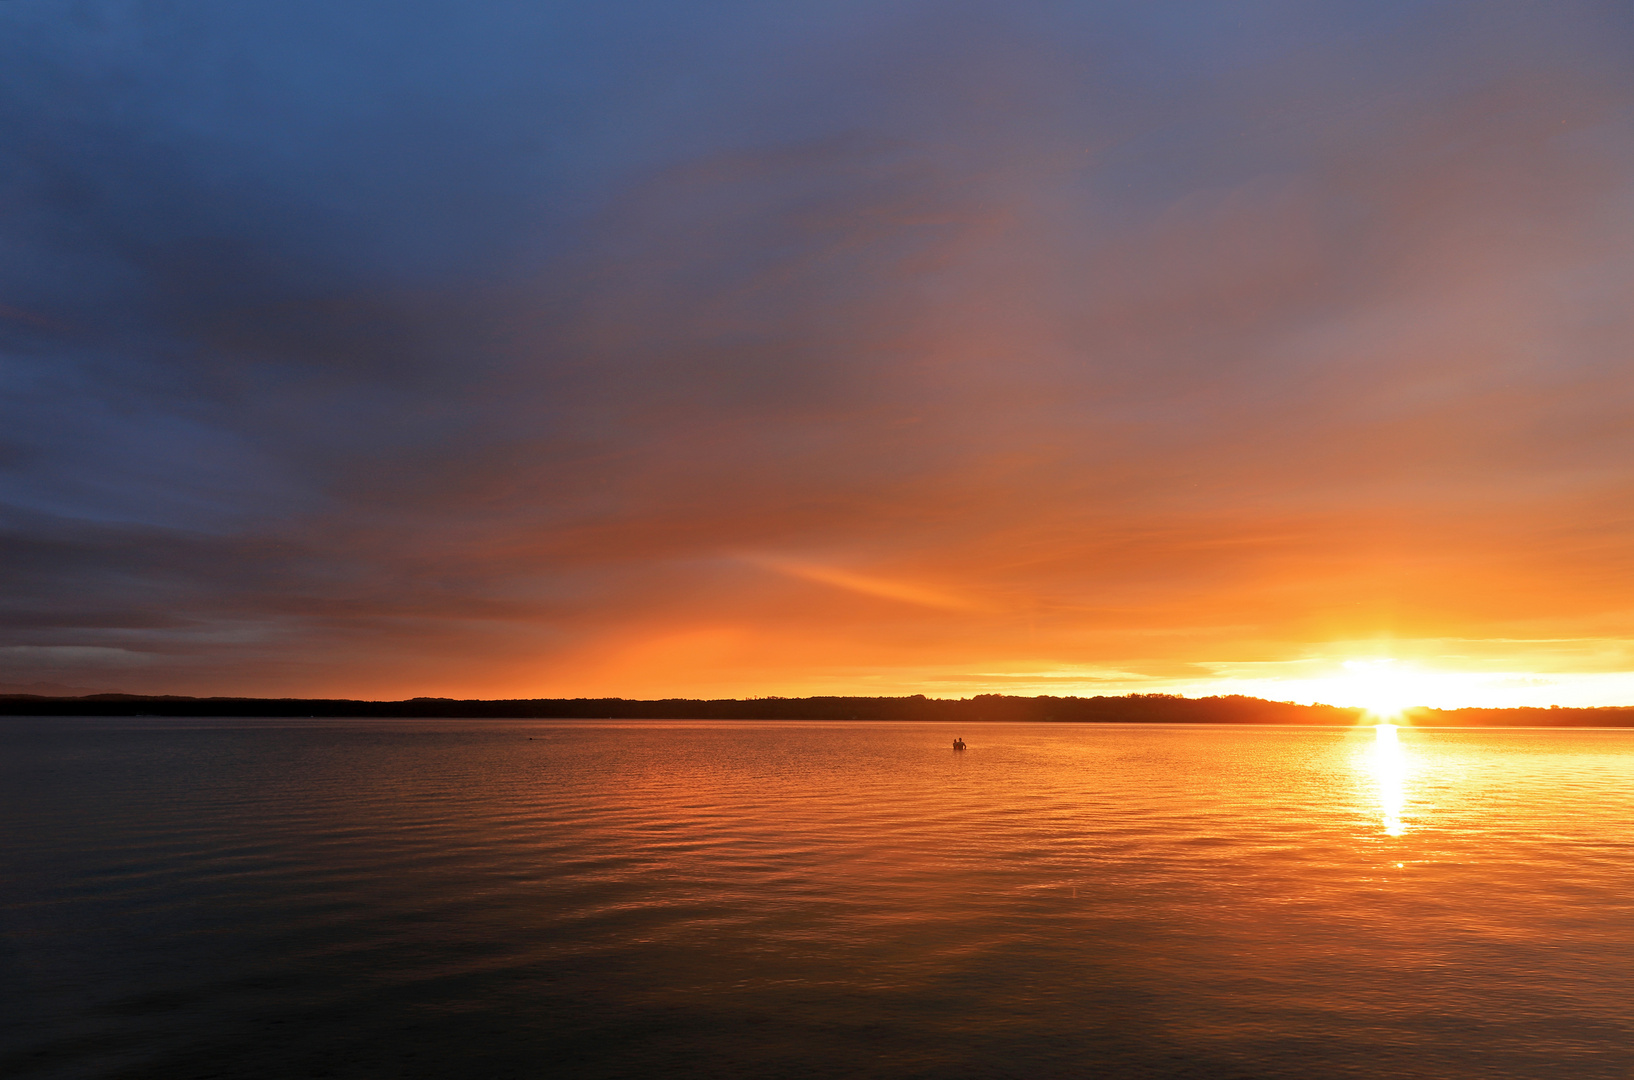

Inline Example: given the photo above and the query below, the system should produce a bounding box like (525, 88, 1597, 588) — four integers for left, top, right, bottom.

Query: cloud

(2, 1, 1633, 698)
(748, 556, 982, 612)
(0, 645, 153, 670)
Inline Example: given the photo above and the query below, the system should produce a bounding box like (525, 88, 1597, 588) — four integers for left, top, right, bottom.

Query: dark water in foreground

(3, 720, 1632, 1079)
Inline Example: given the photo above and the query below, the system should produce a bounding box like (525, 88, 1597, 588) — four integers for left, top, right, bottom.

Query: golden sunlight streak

(1369, 723, 1409, 837)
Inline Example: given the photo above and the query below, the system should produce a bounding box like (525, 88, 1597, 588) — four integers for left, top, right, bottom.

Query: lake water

(3, 719, 1632, 1079)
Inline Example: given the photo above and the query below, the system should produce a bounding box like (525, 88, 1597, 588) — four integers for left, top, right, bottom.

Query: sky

(3, 0, 1634, 706)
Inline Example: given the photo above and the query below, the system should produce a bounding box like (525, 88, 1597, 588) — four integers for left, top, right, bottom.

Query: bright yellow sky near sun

(538, 651, 1634, 711)
(481, 581, 1634, 709)
(450, 518, 1634, 709)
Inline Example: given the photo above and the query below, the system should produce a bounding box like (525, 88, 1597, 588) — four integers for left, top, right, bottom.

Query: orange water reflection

(1369, 723, 1410, 836)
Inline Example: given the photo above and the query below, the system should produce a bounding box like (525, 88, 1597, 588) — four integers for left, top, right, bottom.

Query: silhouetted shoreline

(3, 691, 1632, 725)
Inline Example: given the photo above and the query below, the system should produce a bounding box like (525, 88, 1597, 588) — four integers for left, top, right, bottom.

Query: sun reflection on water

(1370, 723, 1409, 836)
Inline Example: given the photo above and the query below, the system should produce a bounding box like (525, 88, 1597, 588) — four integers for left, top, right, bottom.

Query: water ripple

(3, 720, 1632, 1078)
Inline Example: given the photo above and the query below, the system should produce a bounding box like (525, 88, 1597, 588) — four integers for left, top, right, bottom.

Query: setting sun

(1336, 660, 1428, 720)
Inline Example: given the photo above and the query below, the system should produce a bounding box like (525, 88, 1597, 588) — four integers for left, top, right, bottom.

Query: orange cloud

(746, 556, 983, 612)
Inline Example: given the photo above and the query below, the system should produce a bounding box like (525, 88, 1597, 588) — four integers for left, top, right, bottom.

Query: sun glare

(1194, 656, 1634, 712)
(1319, 658, 1430, 719)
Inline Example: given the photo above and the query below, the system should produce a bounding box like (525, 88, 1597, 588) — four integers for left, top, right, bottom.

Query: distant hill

(2, 692, 1631, 725)
(0, 681, 125, 697)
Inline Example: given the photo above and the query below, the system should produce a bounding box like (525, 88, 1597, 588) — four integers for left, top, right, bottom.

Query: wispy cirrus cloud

(747, 556, 984, 612)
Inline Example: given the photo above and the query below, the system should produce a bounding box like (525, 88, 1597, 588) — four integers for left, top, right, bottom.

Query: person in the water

(953, 737, 966, 750)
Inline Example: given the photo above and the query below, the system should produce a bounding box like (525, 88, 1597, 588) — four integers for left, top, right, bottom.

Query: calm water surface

(3, 720, 1632, 1079)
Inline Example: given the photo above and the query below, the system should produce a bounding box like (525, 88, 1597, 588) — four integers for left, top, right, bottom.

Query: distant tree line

(2, 691, 1632, 725)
